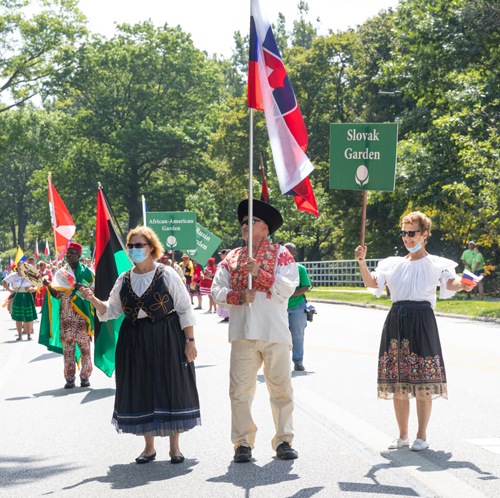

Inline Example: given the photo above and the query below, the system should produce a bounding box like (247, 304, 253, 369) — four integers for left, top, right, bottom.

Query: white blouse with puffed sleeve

(370, 255, 458, 308)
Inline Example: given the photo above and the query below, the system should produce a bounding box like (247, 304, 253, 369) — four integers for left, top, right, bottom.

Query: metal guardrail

(298, 259, 382, 287)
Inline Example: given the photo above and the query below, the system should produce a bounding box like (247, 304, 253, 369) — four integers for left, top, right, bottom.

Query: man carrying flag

(41, 242, 95, 389)
(248, 0, 318, 217)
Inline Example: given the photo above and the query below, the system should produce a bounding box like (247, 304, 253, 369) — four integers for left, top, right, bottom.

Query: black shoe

(64, 380, 75, 389)
(170, 452, 185, 464)
(234, 445, 252, 463)
(294, 363, 305, 371)
(81, 379, 90, 387)
(276, 442, 298, 460)
(135, 451, 156, 464)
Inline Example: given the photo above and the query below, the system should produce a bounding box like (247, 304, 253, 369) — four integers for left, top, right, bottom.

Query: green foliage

(0, 0, 87, 113)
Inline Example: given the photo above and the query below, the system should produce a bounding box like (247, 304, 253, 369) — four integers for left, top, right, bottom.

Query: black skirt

(112, 312, 201, 436)
(377, 301, 448, 401)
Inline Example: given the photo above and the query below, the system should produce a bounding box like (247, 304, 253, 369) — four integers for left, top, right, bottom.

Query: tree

(0, 0, 86, 114)
(52, 22, 223, 229)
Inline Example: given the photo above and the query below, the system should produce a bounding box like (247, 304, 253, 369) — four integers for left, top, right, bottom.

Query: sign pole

(360, 190, 367, 247)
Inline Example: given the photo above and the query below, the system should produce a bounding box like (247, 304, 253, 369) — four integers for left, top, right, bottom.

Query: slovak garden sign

(146, 212, 197, 251)
(329, 123, 398, 191)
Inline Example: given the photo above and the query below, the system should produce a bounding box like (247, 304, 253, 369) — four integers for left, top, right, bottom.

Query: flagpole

(247, 108, 254, 306)
(142, 195, 147, 226)
(48, 173, 59, 266)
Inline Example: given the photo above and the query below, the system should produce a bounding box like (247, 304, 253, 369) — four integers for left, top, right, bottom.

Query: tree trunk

(10, 222, 16, 247)
(17, 201, 24, 249)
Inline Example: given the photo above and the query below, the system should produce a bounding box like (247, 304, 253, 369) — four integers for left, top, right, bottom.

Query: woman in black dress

(82, 227, 200, 464)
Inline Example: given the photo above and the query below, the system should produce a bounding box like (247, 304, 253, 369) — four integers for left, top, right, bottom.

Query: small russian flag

(461, 269, 483, 286)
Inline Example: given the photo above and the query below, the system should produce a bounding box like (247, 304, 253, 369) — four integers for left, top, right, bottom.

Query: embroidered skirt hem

(112, 415, 201, 436)
(377, 382, 448, 401)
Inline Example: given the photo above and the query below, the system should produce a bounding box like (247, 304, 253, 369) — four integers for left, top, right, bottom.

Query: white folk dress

(370, 254, 457, 400)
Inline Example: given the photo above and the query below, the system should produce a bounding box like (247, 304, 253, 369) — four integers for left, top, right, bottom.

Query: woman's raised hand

(354, 245, 367, 263)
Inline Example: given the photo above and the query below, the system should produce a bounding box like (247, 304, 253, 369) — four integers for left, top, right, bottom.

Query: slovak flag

(248, 0, 318, 217)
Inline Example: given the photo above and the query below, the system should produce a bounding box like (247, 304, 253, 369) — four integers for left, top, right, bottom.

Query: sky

(77, 0, 401, 58)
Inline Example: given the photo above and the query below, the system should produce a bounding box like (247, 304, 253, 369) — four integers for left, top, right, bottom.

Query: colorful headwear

(68, 242, 82, 254)
(181, 254, 189, 259)
(208, 257, 215, 266)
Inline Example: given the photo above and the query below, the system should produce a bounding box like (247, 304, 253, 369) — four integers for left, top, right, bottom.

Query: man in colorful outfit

(42, 242, 95, 389)
(212, 199, 299, 463)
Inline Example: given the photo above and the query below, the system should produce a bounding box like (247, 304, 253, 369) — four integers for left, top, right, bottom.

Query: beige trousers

(230, 339, 294, 451)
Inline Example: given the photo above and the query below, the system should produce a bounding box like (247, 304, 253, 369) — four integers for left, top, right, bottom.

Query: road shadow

(195, 365, 216, 370)
(291, 370, 315, 378)
(5, 387, 115, 405)
(207, 459, 301, 498)
(338, 481, 418, 495)
(29, 352, 60, 363)
(0, 455, 79, 488)
(380, 449, 496, 478)
(62, 458, 198, 490)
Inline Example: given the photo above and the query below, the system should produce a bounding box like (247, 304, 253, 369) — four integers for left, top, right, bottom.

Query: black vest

(119, 265, 174, 324)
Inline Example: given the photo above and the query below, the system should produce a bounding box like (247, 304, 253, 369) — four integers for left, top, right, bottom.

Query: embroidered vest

(119, 265, 174, 324)
(227, 238, 279, 298)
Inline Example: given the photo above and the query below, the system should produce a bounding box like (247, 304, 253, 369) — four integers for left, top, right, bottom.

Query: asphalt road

(1, 290, 499, 498)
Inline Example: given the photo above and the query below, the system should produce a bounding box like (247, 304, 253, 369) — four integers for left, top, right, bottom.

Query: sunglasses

(241, 219, 267, 226)
(400, 230, 420, 238)
(127, 243, 150, 249)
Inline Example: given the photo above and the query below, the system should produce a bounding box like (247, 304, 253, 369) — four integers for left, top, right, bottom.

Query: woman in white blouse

(355, 212, 474, 452)
(81, 227, 200, 465)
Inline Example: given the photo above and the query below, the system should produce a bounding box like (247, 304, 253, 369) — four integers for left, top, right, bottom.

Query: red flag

(35, 239, 39, 259)
(48, 176, 75, 258)
(44, 239, 50, 255)
(259, 162, 269, 203)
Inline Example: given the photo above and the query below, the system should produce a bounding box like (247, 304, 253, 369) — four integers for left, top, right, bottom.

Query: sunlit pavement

(1, 301, 499, 497)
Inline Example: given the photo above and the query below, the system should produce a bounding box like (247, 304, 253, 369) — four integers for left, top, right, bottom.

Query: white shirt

(212, 244, 299, 345)
(2, 272, 31, 289)
(96, 263, 196, 330)
(371, 254, 458, 308)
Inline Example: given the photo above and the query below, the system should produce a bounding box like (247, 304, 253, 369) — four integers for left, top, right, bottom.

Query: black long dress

(112, 265, 201, 436)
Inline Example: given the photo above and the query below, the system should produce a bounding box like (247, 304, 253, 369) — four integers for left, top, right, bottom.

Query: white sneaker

(410, 439, 429, 451)
(388, 437, 410, 449)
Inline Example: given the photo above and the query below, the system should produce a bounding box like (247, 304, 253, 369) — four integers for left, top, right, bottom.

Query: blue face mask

(406, 237, 423, 254)
(128, 248, 147, 263)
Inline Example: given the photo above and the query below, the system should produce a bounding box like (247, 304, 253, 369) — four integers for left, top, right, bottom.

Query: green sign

(146, 212, 197, 251)
(81, 246, 91, 259)
(39, 253, 51, 261)
(185, 224, 222, 267)
(329, 123, 398, 191)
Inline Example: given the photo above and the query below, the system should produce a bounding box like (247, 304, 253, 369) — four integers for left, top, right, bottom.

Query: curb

(308, 298, 500, 324)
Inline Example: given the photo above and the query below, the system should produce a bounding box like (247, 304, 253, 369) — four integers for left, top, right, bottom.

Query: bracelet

(186, 337, 195, 343)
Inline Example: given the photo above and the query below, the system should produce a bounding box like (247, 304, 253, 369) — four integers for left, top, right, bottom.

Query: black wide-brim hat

(237, 199, 284, 235)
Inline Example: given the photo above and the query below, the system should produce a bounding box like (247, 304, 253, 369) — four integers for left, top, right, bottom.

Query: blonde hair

(127, 226, 164, 261)
(401, 211, 432, 241)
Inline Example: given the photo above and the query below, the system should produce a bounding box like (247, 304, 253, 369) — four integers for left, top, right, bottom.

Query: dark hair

(475, 244, 484, 254)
